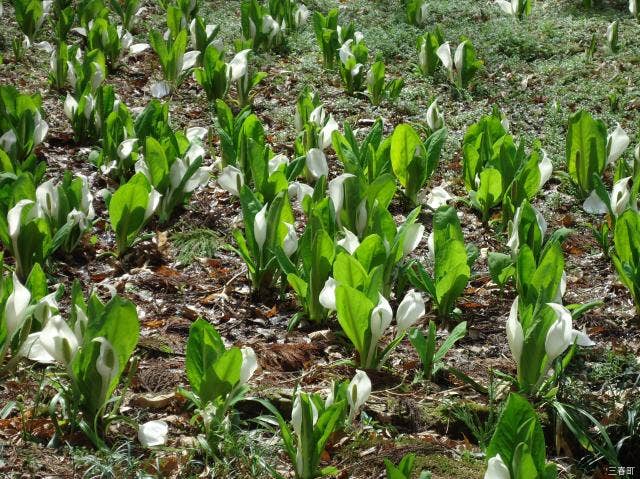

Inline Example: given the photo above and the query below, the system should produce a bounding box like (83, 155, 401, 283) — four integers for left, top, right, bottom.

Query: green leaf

(185, 318, 225, 400)
(487, 394, 546, 477)
(333, 252, 368, 291)
(336, 284, 373, 361)
(391, 124, 423, 188)
(566, 110, 607, 197)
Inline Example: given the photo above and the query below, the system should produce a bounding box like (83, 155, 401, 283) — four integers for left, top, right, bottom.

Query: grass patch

(171, 228, 221, 264)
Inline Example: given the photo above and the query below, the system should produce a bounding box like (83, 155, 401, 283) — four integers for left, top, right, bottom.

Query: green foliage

(366, 55, 404, 106)
(110, 0, 142, 32)
(384, 452, 431, 479)
(566, 110, 607, 198)
(463, 110, 550, 223)
(332, 119, 392, 184)
(230, 187, 294, 294)
(486, 394, 557, 479)
(406, 205, 474, 319)
(260, 392, 346, 479)
(390, 123, 446, 205)
(194, 45, 228, 102)
(107, 173, 160, 256)
(149, 28, 197, 91)
(417, 27, 444, 77)
(405, 0, 427, 26)
(612, 209, 640, 317)
(184, 319, 254, 416)
(10, 0, 49, 41)
(312, 9, 341, 68)
(410, 321, 467, 380)
(0, 86, 48, 177)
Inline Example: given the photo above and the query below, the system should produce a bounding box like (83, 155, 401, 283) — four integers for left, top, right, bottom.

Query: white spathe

(5, 273, 31, 338)
(370, 294, 393, 343)
(138, 420, 169, 447)
(144, 189, 162, 221)
(337, 229, 360, 254)
(218, 165, 244, 197)
(282, 222, 298, 257)
(318, 115, 339, 150)
(607, 124, 630, 165)
(117, 138, 138, 160)
(425, 187, 452, 210)
(93, 336, 119, 402)
(402, 223, 425, 257)
(39, 315, 79, 365)
(306, 148, 328, 180)
(426, 99, 444, 131)
(583, 176, 632, 217)
(347, 370, 371, 422)
(240, 347, 258, 384)
(268, 154, 289, 174)
(288, 181, 314, 204)
(396, 290, 425, 334)
(328, 173, 355, 221)
(254, 204, 268, 251)
(435, 42, 452, 71)
(545, 303, 595, 363)
(484, 454, 510, 479)
(538, 150, 553, 189)
(227, 49, 251, 82)
(506, 297, 524, 365)
(319, 277, 338, 310)
(36, 179, 59, 220)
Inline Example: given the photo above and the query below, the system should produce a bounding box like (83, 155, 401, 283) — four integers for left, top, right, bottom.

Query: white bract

(294, 4, 310, 28)
(544, 303, 595, 363)
(347, 370, 371, 422)
(426, 99, 444, 131)
(138, 420, 169, 448)
(337, 229, 360, 254)
(288, 181, 314, 205)
(402, 223, 424, 257)
(5, 273, 31, 338)
(319, 277, 338, 310)
(282, 222, 298, 257)
(93, 336, 119, 404)
(396, 290, 425, 334)
(583, 176, 633, 216)
(436, 41, 464, 83)
(484, 454, 510, 479)
(240, 347, 258, 384)
(328, 173, 355, 221)
(268, 154, 289, 174)
(495, 0, 521, 16)
(506, 298, 524, 364)
(506, 204, 547, 255)
(227, 49, 251, 82)
(607, 124, 630, 165)
(318, 115, 339, 150)
(364, 294, 394, 368)
(218, 165, 244, 197)
(538, 150, 553, 189)
(254, 204, 268, 251)
(425, 186, 452, 210)
(38, 315, 79, 365)
(306, 148, 328, 180)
